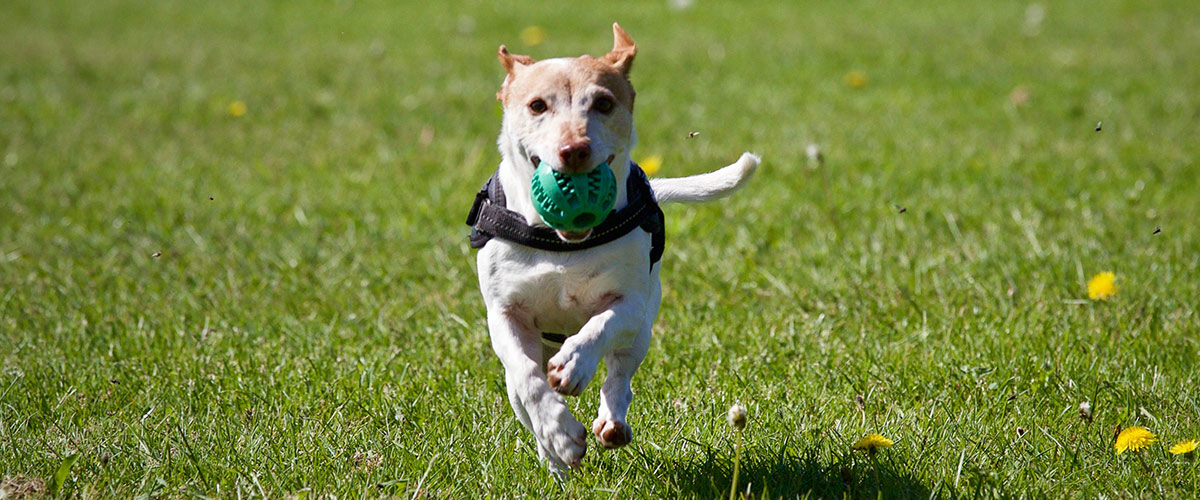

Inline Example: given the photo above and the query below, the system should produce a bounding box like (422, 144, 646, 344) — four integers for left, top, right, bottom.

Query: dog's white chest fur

(478, 231, 654, 335)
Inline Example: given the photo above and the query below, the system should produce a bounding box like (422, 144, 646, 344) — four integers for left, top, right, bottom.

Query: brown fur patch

(599, 23, 637, 76)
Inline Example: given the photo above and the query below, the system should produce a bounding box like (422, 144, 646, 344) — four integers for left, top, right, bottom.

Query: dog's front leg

(546, 296, 644, 397)
(591, 327, 650, 450)
(487, 308, 587, 476)
(546, 297, 649, 449)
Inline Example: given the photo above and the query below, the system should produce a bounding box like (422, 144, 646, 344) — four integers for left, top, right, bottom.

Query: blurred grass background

(2, 0, 1199, 497)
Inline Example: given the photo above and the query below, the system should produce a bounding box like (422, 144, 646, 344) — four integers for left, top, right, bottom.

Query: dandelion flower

(727, 404, 747, 430)
(520, 26, 547, 46)
(1087, 271, 1117, 300)
(844, 71, 868, 89)
(852, 433, 894, 453)
(726, 404, 748, 500)
(1114, 426, 1156, 455)
(1169, 439, 1197, 456)
(805, 143, 823, 165)
(228, 100, 247, 117)
(639, 154, 663, 176)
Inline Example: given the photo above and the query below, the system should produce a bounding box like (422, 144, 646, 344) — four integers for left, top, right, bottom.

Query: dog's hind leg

(591, 324, 651, 449)
(488, 309, 588, 477)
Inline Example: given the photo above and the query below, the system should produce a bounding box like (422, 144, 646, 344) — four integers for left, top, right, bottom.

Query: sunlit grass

(2, 0, 1199, 497)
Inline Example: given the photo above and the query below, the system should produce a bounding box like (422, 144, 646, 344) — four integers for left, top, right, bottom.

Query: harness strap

(541, 332, 569, 347)
(466, 163, 665, 269)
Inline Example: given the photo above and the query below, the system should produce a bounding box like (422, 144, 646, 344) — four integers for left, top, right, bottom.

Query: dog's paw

(547, 349, 597, 396)
(535, 405, 588, 470)
(538, 444, 572, 481)
(592, 417, 633, 449)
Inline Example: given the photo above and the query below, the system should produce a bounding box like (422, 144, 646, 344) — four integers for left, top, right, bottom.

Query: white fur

(650, 152, 760, 204)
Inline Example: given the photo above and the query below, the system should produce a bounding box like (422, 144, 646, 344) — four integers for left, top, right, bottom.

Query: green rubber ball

(530, 160, 617, 233)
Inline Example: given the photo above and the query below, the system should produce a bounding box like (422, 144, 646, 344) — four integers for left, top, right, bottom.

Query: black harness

(466, 163, 665, 268)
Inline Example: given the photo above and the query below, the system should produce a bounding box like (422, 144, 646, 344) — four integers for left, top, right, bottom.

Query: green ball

(530, 160, 617, 232)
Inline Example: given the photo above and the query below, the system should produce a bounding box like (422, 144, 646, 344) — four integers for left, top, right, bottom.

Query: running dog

(467, 23, 760, 477)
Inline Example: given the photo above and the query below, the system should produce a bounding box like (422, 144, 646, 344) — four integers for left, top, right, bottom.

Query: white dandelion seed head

(806, 143, 821, 161)
(727, 404, 747, 429)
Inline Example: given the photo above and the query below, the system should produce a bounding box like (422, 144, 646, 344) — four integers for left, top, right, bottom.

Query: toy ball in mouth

(530, 160, 617, 233)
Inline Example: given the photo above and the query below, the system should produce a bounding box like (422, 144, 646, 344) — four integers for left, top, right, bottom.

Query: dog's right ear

(497, 45, 535, 103)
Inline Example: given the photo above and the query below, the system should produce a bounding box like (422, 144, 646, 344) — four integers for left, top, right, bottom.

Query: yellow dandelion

(639, 154, 663, 176)
(228, 100, 247, 117)
(844, 71, 868, 89)
(1115, 426, 1156, 455)
(520, 25, 547, 46)
(852, 433, 894, 453)
(1169, 439, 1197, 456)
(1087, 271, 1117, 300)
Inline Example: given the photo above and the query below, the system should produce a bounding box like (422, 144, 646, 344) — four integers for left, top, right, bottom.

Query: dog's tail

(648, 152, 760, 204)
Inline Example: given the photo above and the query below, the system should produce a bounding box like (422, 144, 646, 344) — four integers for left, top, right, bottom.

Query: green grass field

(3, 0, 1200, 497)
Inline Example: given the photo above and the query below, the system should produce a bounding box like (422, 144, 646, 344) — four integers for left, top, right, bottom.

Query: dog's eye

(592, 97, 614, 114)
(528, 99, 548, 115)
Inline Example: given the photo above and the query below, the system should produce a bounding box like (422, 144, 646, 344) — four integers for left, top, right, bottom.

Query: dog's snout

(558, 141, 592, 171)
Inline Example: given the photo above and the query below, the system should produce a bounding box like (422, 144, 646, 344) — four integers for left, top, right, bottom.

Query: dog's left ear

(600, 23, 636, 76)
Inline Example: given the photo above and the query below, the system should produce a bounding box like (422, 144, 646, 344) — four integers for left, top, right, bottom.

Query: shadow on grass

(645, 444, 935, 499)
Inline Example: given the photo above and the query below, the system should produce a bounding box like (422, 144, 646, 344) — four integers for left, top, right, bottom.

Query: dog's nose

(558, 141, 592, 171)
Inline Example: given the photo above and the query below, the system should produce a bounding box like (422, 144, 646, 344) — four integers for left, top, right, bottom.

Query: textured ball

(530, 161, 617, 232)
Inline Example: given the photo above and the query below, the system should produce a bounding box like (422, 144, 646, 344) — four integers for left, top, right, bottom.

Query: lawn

(2, 0, 1199, 497)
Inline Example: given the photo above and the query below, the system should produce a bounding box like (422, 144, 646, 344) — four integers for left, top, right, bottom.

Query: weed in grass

(727, 404, 747, 500)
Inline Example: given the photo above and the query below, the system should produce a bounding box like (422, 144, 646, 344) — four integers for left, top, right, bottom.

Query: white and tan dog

(474, 23, 759, 477)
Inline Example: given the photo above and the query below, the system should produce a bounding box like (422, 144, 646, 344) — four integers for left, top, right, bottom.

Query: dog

(468, 23, 760, 478)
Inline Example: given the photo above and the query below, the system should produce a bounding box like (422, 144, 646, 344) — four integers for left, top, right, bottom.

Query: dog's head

(495, 24, 638, 242)
(497, 23, 637, 174)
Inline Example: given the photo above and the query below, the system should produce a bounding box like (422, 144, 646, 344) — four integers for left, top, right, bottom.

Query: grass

(2, 0, 1199, 497)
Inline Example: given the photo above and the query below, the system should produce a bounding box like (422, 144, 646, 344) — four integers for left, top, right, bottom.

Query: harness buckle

(465, 188, 488, 226)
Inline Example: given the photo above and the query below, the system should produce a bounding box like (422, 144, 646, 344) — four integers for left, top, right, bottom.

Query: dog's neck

(496, 136, 632, 228)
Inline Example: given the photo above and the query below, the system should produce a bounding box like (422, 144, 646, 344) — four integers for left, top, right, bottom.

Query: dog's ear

(498, 45, 535, 74)
(600, 23, 636, 76)
(497, 45, 535, 103)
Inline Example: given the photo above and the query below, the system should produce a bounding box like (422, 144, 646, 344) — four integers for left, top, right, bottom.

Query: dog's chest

(496, 257, 624, 332)
(480, 237, 652, 334)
